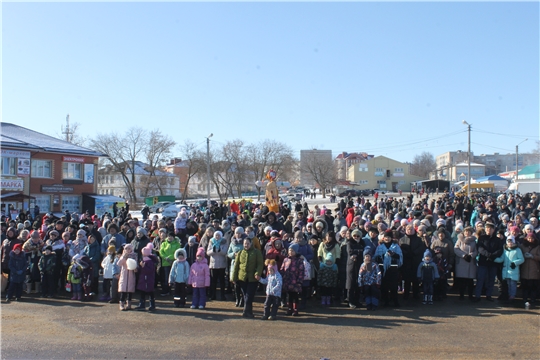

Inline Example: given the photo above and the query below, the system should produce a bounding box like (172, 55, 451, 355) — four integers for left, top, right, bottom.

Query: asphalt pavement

(1, 288, 539, 359)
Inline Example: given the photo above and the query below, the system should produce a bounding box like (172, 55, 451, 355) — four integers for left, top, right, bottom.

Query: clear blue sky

(3, 1, 539, 163)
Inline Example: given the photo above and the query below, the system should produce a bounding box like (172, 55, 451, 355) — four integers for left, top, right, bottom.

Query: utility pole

(462, 120, 471, 199)
(515, 138, 528, 195)
(206, 133, 213, 205)
(62, 114, 71, 142)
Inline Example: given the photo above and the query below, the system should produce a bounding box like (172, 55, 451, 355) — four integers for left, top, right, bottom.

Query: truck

(506, 181, 540, 195)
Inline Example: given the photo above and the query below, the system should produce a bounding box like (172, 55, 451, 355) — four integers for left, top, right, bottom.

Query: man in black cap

(474, 222, 503, 302)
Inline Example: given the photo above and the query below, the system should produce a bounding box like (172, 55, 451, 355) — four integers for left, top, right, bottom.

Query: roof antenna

(62, 114, 71, 142)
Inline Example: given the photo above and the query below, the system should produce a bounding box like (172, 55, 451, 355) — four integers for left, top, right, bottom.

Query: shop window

(61, 195, 81, 213)
(33, 195, 51, 213)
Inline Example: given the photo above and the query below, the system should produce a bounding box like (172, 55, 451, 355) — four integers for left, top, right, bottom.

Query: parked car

(161, 204, 190, 218)
(149, 201, 171, 213)
(338, 189, 358, 197)
(195, 200, 218, 208)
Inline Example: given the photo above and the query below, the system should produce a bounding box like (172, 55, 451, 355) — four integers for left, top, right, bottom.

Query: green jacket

(232, 247, 263, 283)
(159, 238, 182, 267)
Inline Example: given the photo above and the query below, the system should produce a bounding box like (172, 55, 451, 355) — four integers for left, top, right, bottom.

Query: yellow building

(346, 156, 423, 192)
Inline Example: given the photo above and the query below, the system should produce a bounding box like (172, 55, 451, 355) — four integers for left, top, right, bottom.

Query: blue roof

(475, 175, 508, 182)
(1, 123, 106, 157)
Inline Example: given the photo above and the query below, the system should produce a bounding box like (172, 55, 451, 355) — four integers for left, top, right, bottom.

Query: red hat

(13, 244, 22, 252)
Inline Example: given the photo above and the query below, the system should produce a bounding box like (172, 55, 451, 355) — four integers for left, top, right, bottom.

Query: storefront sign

(1, 149, 30, 158)
(41, 185, 74, 193)
(17, 158, 31, 177)
(63, 156, 85, 163)
(1, 179, 24, 191)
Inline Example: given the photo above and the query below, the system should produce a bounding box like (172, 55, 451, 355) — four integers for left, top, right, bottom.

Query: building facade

(98, 161, 180, 203)
(335, 152, 373, 180)
(1, 123, 104, 216)
(346, 156, 423, 192)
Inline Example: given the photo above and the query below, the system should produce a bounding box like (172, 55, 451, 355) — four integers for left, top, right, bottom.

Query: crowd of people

(1, 190, 539, 320)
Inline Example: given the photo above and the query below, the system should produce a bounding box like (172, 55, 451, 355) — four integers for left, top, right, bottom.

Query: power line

(473, 128, 538, 139)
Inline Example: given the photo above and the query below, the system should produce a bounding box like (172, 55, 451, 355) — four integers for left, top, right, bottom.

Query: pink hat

(196, 247, 205, 258)
(141, 243, 153, 257)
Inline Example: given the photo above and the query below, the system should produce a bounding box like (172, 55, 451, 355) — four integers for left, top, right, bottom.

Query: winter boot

(148, 298, 156, 311)
(428, 295, 433, 305)
(71, 293, 78, 300)
(287, 301, 293, 316)
(25, 283, 32, 294)
(77, 292, 82, 301)
(292, 303, 299, 316)
(135, 299, 146, 311)
(119, 301, 126, 311)
(422, 295, 427, 305)
(126, 300, 132, 310)
(321, 296, 326, 306)
(34, 282, 41, 294)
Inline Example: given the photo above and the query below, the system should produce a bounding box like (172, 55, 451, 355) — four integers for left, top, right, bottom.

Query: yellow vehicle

(456, 183, 495, 195)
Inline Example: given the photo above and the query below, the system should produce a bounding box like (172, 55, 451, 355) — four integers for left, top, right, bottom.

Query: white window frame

(33, 195, 51, 213)
(62, 162, 82, 180)
(61, 195, 81, 213)
(1, 157, 17, 176)
(31, 159, 53, 178)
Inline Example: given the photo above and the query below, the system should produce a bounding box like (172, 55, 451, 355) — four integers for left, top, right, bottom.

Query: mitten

(510, 262, 516, 269)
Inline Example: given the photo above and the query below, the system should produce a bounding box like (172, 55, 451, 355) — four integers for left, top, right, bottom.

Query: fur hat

(175, 248, 187, 259)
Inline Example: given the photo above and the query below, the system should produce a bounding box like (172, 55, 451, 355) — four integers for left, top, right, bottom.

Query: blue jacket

(259, 272, 282, 297)
(8, 250, 27, 284)
(169, 249, 190, 284)
(374, 242, 403, 274)
(494, 244, 524, 281)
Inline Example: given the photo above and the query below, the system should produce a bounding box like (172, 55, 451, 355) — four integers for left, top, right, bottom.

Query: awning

(86, 195, 126, 203)
(0, 192, 35, 202)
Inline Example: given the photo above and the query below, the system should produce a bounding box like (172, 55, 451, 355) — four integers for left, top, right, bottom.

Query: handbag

(65, 282, 72, 292)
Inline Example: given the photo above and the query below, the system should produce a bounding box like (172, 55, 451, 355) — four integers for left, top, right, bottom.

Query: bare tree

(57, 122, 86, 147)
(246, 140, 297, 200)
(91, 127, 175, 204)
(300, 153, 337, 198)
(144, 130, 176, 195)
(178, 139, 205, 201)
(410, 151, 436, 178)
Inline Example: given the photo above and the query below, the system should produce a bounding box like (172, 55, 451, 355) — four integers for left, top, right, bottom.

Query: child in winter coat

(117, 244, 138, 311)
(417, 249, 439, 305)
(433, 247, 449, 301)
(136, 243, 159, 311)
(318, 252, 338, 306)
(67, 254, 84, 301)
(6, 244, 27, 302)
(100, 245, 117, 302)
(281, 243, 305, 316)
(169, 248, 190, 308)
(188, 247, 210, 309)
(38, 245, 56, 298)
(78, 255, 94, 301)
(109, 248, 121, 304)
(259, 259, 282, 320)
(495, 237, 525, 301)
(358, 247, 382, 310)
(186, 236, 199, 266)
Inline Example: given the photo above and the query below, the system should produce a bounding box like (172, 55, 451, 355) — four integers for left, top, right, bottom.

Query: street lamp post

(462, 120, 471, 199)
(515, 138, 528, 195)
(206, 133, 213, 205)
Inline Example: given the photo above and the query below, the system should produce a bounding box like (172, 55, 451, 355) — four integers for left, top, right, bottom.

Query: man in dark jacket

(474, 222, 503, 302)
(399, 224, 426, 300)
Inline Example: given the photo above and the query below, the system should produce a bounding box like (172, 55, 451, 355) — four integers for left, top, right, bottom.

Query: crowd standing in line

(2, 190, 540, 321)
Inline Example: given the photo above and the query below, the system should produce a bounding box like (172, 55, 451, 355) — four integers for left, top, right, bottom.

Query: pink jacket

(188, 258, 210, 288)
